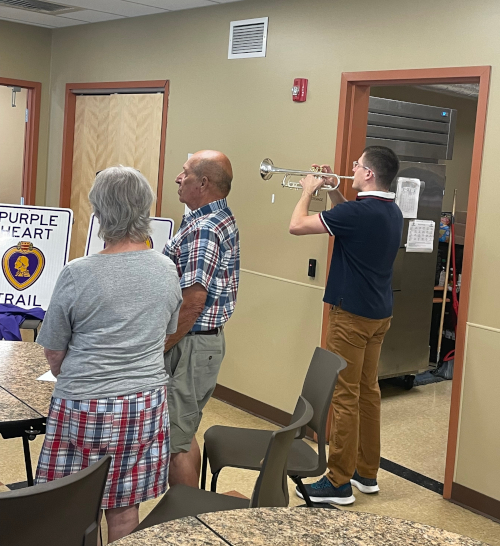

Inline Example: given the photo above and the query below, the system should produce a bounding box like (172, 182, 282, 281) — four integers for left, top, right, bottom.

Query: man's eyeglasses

(353, 161, 374, 176)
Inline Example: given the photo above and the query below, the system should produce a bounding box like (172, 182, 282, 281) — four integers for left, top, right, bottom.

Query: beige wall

(370, 86, 476, 213)
(0, 20, 52, 206)
(7, 0, 497, 502)
(0, 86, 26, 204)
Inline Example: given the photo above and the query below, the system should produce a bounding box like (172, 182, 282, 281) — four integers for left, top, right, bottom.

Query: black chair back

(250, 396, 313, 508)
(0, 455, 111, 546)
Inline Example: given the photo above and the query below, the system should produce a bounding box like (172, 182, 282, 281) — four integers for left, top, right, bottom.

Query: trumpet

(260, 158, 354, 192)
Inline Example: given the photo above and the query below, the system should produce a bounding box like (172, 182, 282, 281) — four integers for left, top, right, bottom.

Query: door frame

(321, 66, 491, 501)
(59, 80, 170, 217)
(0, 77, 42, 206)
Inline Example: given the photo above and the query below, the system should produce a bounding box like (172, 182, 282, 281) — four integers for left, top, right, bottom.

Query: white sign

(396, 177, 421, 219)
(84, 214, 174, 256)
(406, 219, 435, 253)
(0, 204, 73, 309)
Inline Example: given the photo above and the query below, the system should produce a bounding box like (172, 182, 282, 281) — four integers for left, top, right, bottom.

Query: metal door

(378, 161, 446, 378)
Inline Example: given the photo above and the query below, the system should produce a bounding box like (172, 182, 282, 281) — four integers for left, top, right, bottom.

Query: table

(114, 508, 486, 546)
(0, 342, 53, 485)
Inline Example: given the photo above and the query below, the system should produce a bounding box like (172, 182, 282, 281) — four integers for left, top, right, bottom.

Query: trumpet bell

(260, 158, 274, 180)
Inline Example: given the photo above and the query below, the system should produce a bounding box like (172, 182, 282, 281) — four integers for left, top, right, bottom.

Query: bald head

(191, 150, 233, 197)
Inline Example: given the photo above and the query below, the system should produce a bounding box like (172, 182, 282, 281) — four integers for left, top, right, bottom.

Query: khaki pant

(326, 306, 391, 487)
(164, 331, 225, 453)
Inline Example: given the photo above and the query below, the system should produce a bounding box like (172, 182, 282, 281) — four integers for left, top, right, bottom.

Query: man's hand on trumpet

(299, 164, 334, 195)
(290, 162, 346, 235)
(310, 163, 347, 206)
(299, 173, 328, 196)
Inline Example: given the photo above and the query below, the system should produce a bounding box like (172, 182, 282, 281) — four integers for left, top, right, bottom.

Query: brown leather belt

(189, 326, 223, 336)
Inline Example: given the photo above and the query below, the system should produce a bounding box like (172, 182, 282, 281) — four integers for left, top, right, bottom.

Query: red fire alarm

(292, 78, 308, 102)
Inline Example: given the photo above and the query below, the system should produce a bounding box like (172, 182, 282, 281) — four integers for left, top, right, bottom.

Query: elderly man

(289, 146, 403, 505)
(163, 150, 240, 487)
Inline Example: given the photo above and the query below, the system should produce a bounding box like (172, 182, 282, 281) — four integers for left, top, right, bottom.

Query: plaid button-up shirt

(163, 198, 240, 331)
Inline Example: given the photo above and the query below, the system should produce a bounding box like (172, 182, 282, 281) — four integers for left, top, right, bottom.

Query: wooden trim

(321, 66, 491, 502)
(0, 77, 41, 206)
(213, 384, 291, 427)
(340, 66, 489, 85)
(59, 84, 77, 208)
(59, 80, 169, 211)
(451, 482, 500, 522)
(156, 81, 170, 217)
(444, 66, 491, 498)
(62, 80, 167, 92)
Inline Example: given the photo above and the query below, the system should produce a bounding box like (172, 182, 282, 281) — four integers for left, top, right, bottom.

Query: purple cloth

(0, 304, 46, 341)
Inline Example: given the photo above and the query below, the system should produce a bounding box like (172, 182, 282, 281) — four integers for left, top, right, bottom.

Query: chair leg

(290, 476, 314, 508)
(200, 446, 208, 490)
(210, 470, 220, 492)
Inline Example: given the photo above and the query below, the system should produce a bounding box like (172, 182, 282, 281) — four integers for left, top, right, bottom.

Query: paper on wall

(406, 219, 435, 253)
(36, 370, 57, 382)
(396, 177, 421, 219)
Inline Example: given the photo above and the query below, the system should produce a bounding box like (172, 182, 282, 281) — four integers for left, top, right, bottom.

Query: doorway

(320, 67, 490, 502)
(0, 77, 41, 206)
(59, 81, 170, 259)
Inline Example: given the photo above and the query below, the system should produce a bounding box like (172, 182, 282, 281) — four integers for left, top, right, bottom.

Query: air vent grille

(228, 17, 268, 59)
(0, 0, 80, 14)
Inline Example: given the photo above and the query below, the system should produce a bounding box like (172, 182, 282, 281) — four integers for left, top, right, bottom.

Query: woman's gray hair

(88, 166, 155, 244)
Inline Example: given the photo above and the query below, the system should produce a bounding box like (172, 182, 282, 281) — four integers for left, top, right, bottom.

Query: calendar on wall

(406, 219, 435, 253)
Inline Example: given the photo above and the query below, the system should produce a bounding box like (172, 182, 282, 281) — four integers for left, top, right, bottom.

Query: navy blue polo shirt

(319, 191, 403, 319)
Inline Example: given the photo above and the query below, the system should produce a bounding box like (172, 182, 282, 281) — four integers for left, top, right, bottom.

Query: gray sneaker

(350, 470, 380, 494)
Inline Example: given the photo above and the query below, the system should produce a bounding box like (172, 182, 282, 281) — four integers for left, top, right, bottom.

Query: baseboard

(451, 482, 500, 523)
(212, 384, 291, 427)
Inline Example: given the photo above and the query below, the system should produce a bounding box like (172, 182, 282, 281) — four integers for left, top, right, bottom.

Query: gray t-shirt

(37, 249, 182, 400)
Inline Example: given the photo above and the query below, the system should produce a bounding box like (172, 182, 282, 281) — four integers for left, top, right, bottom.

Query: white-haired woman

(35, 167, 182, 542)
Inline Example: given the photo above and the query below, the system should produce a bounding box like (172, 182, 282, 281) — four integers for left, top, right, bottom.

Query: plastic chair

(135, 396, 313, 531)
(0, 454, 111, 546)
(201, 347, 346, 507)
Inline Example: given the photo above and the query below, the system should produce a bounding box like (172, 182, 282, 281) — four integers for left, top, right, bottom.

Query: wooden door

(69, 93, 163, 260)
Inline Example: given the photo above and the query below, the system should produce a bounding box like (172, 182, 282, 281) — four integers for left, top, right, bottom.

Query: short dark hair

(193, 159, 233, 196)
(362, 146, 400, 190)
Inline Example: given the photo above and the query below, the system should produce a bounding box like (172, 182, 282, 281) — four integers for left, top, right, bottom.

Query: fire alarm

(292, 78, 308, 102)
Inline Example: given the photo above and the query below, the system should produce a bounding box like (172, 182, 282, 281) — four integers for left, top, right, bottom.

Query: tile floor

(1, 370, 499, 545)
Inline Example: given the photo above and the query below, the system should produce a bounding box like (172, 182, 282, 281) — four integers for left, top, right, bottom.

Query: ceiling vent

(228, 17, 268, 59)
(0, 0, 82, 14)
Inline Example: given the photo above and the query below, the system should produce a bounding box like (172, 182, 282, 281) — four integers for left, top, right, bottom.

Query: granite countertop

(197, 508, 487, 546)
(0, 386, 43, 424)
(112, 516, 226, 545)
(0, 342, 53, 415)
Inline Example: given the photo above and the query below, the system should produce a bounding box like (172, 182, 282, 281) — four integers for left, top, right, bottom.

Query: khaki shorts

(164, 331, 225, 453)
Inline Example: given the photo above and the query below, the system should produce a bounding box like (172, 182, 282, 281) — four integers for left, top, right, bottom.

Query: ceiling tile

(0, 0, 246, 29)
(60, 10, 125, 23)
(0, 6, 86, 27)
(127, 0, 215, 9)
(55, 0, 166, 17)
(0, 15, 54, 28)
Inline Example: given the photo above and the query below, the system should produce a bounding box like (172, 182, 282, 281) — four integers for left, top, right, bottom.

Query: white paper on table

(37, 370, 57, 382)
(406, 219, 435, 253)
(395, 177, 421, 219)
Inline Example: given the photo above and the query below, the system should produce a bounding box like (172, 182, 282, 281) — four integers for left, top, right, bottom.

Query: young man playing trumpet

(289, 146, 403, 505)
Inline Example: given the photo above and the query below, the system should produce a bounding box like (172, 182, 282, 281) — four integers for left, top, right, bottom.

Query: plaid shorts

(35, 387, 169, 509)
